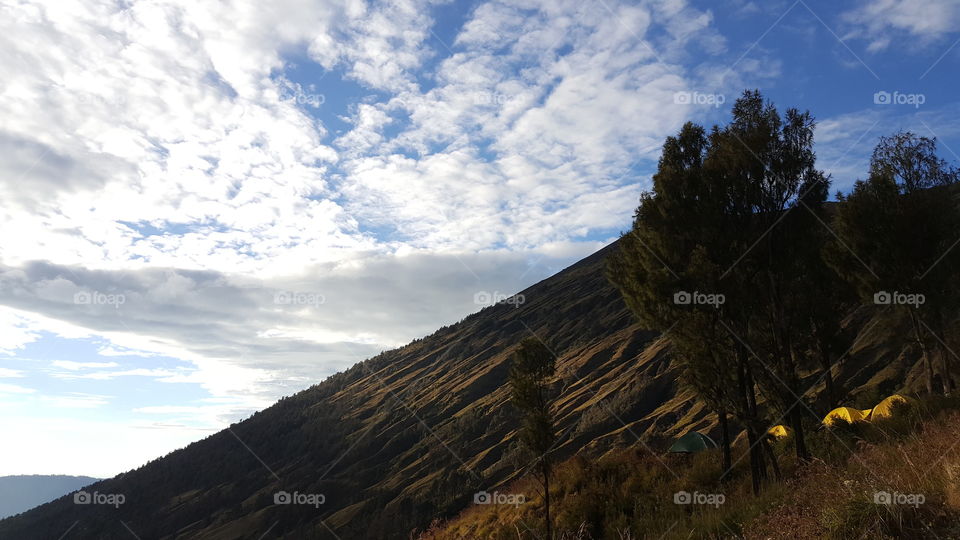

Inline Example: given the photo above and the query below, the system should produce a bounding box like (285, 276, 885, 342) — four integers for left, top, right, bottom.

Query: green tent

(668, 431, 717, 453)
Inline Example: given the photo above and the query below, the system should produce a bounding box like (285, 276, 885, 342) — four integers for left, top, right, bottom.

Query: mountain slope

(0, 240, 932, 539)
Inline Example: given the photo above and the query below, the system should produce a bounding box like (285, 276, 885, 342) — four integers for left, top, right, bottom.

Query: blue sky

(0, 0, 958, 477)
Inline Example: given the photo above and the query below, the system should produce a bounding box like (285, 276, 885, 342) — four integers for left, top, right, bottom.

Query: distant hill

(0, 475, 98, 519)
(0, 239, 934, 539)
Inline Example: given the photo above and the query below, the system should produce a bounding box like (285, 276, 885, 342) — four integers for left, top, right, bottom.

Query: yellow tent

(822, 407, 866, 427)
(766, 425, 791, 439)
(860, 409, 873, 418)
(868, 394, 915, 420)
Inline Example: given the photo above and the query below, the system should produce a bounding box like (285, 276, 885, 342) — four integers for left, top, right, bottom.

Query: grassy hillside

(420, 397, 960, 539)
(0, 240, 943, 539)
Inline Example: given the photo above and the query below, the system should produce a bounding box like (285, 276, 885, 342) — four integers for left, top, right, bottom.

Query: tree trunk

(790, 407, 810, 463)
(736, 347, 763, 495)
(934, 315, 954, 396)
(907, 309, 935, 394)
(820, 344, 835, 406)
(753, 426, 768, 483)
(762, 435, 781, 481)
(744, 361, 768, 487)
(746, 427, 762, 495)
(719, 408, 732, 475)
(942, 344, 955, 396)
(746, 362, 759, 419)
(542, 461, 551, 540)
(784, 347, 811, 463)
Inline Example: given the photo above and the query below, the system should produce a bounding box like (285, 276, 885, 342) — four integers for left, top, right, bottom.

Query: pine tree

(508, 337, 557, 539)
(607, 122, 739, 476)
(831, 132, 960, 395)
(610, 90, 836, 490)
(705, 91, 830, 463)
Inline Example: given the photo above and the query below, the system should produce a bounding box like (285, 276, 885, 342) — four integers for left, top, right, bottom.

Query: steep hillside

(421, 399, 960, 539)
(0, 240, 933, 539)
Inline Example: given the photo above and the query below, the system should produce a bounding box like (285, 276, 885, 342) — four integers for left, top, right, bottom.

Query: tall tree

(611, 90, 834, 488)
(607, 123, 738, 477)
(798, 242, 855, 408)
(830, 132, 960, 395)
(702, 90, 830, 463)
(508, 337, 558, 539)
(609, 118, 771, 492)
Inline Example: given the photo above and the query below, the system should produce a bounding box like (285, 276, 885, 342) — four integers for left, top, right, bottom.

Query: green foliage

(609, 89, 833, 482)
(831, 131, 960, 395)
(509, 337, 558, 458)
(509, 337, 559, 538)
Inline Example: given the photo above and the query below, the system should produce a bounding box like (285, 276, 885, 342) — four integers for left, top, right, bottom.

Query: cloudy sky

(0, 0, 958, 478)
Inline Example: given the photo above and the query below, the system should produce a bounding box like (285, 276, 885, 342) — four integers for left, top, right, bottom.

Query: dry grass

(419, 399, 960, 539)
(747, 408, 960, 539)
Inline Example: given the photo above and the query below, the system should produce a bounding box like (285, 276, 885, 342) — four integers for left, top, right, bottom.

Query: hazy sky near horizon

(1, 0, 958, 477)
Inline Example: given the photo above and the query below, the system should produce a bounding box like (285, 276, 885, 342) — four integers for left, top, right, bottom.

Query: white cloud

(0, 383, 36, 394)
(0, 247, 585, 412)
(333, 0, 740, 254)
(50, 361, 121, 371)
(815, 102, 960, 193)
(0, 368, 24, 378)
(841, 0, 960, 52)
(0, 307, 43, 355)
(96, 345, 161, 357)
(0, 0, 779, 477)
(0, 0, 744, 277)
(51, 368, 179, 380)
(0, 414, 215, 477)
(40, 393, 111, 409)
(0, 0, 358, 275)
